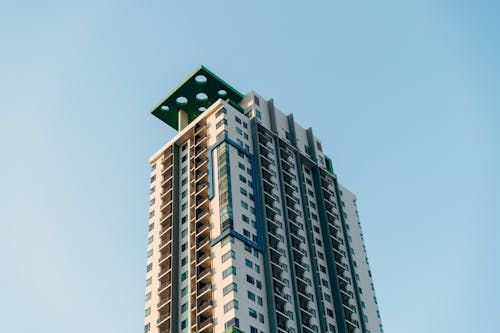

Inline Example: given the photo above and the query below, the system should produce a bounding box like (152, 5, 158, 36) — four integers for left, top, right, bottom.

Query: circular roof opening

(176, 96, 188, 106)
(196, 92, 208, 102)
(218, 89, 227, 97)
(160, 105, 169, 111)
(195, 75, 207, 84)
(198, 107, 207, 112)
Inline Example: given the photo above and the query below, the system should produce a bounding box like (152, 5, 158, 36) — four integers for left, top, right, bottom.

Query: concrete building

(143, 66, 383, 333)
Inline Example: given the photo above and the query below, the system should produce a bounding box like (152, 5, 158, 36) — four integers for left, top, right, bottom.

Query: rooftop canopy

(151, 65, 243, 130)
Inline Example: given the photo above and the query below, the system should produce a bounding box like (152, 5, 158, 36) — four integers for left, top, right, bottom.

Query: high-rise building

(144, 66, 383, 333)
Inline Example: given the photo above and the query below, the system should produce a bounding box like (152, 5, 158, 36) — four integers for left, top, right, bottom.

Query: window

(181, 178, 187, 186)
(223, 282, 238, 295)
(216, 108, 226, 117)
(181, 287, 188, 297)
(223, 266, 237, 279)
(235, 116, 242, 124)
(222, 250, 236, 263)
(149, 211, 154, 219)
(222, 236, 234, 246)
(147, 249, 153, 258)
(225, 318, 240, 329)
(181, 320, 187, 329)
(181, 242, 187, 252)
(248, 291, 256, 301)
(246, 275, 254, 284)
(216, 118, 228, 129)
(150, 175, 155, 183)
(224, 300, 239, 313)
(181, 302, 188, 313)
(181, 257, 187, 266)
(144, 323, 150, 332)
(253, 95, 260, 106)
(145, 292, 151, 301)
(181, 229, 188, 237)
(181, 216, 187, 224)
(147, 236, 153, 244)
(146, 263, 152, 272)
(146, 277, 152, 286)
(249, 308, 257, 318)
(245, 259, 253, 269)
(181, 272, 187, 281)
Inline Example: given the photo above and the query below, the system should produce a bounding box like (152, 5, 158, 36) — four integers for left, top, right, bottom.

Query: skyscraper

(144, 66, 383, 333)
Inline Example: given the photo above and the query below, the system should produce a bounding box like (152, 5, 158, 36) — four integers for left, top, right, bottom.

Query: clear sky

(1, 1, 499, 332)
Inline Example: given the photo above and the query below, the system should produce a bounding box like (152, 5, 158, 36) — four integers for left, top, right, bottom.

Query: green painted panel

(151, 65, 243, 130)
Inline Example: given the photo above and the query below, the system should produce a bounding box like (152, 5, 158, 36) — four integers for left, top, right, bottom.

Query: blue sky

(1, 1, 499, 332)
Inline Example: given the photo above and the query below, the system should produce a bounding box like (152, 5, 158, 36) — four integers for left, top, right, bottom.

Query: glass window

(223, 282, 238, 295)
(224, 300, 239, 313)
(222, 250, 236, 263)
(223, 266, 237, 279)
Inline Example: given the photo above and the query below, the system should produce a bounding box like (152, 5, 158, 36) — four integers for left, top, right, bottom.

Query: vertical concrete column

(178, 110, 188, 130)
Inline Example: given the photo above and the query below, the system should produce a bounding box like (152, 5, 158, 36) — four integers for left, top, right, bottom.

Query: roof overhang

(151, 65, 243, 130)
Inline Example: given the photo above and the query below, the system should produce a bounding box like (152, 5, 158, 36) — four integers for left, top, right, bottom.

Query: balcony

(196, 208, 209, 221)
(194, 133, 207, 145)
(157, 313, 171, 328)
(196, 181, 208, 195)
(157, 295, 171, 311)
(196, 235, 210, 250)
(195, 158, 208, 171)
(159, 257, 172, 272)
(161, 156, 173, 167)
(159, 238, 172, 252)
(158, 270, 172, 284)
(158, 283, 171, 296)
(197, 317, 214, 333)
(197, 299, 213, 317)
(196, 221, 210, 236)
(197, 267, 211, 283)
(196, 251, 211, 267)
(194, 123, 207, 136)
(197, 283, 212, 298)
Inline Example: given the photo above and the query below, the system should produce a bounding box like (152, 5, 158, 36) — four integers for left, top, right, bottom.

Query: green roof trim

(325, 155, 335, 175)
(151, 65, 244, 130)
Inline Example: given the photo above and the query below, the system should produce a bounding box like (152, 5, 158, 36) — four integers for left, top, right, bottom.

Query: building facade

(144, 66, 383, 333)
